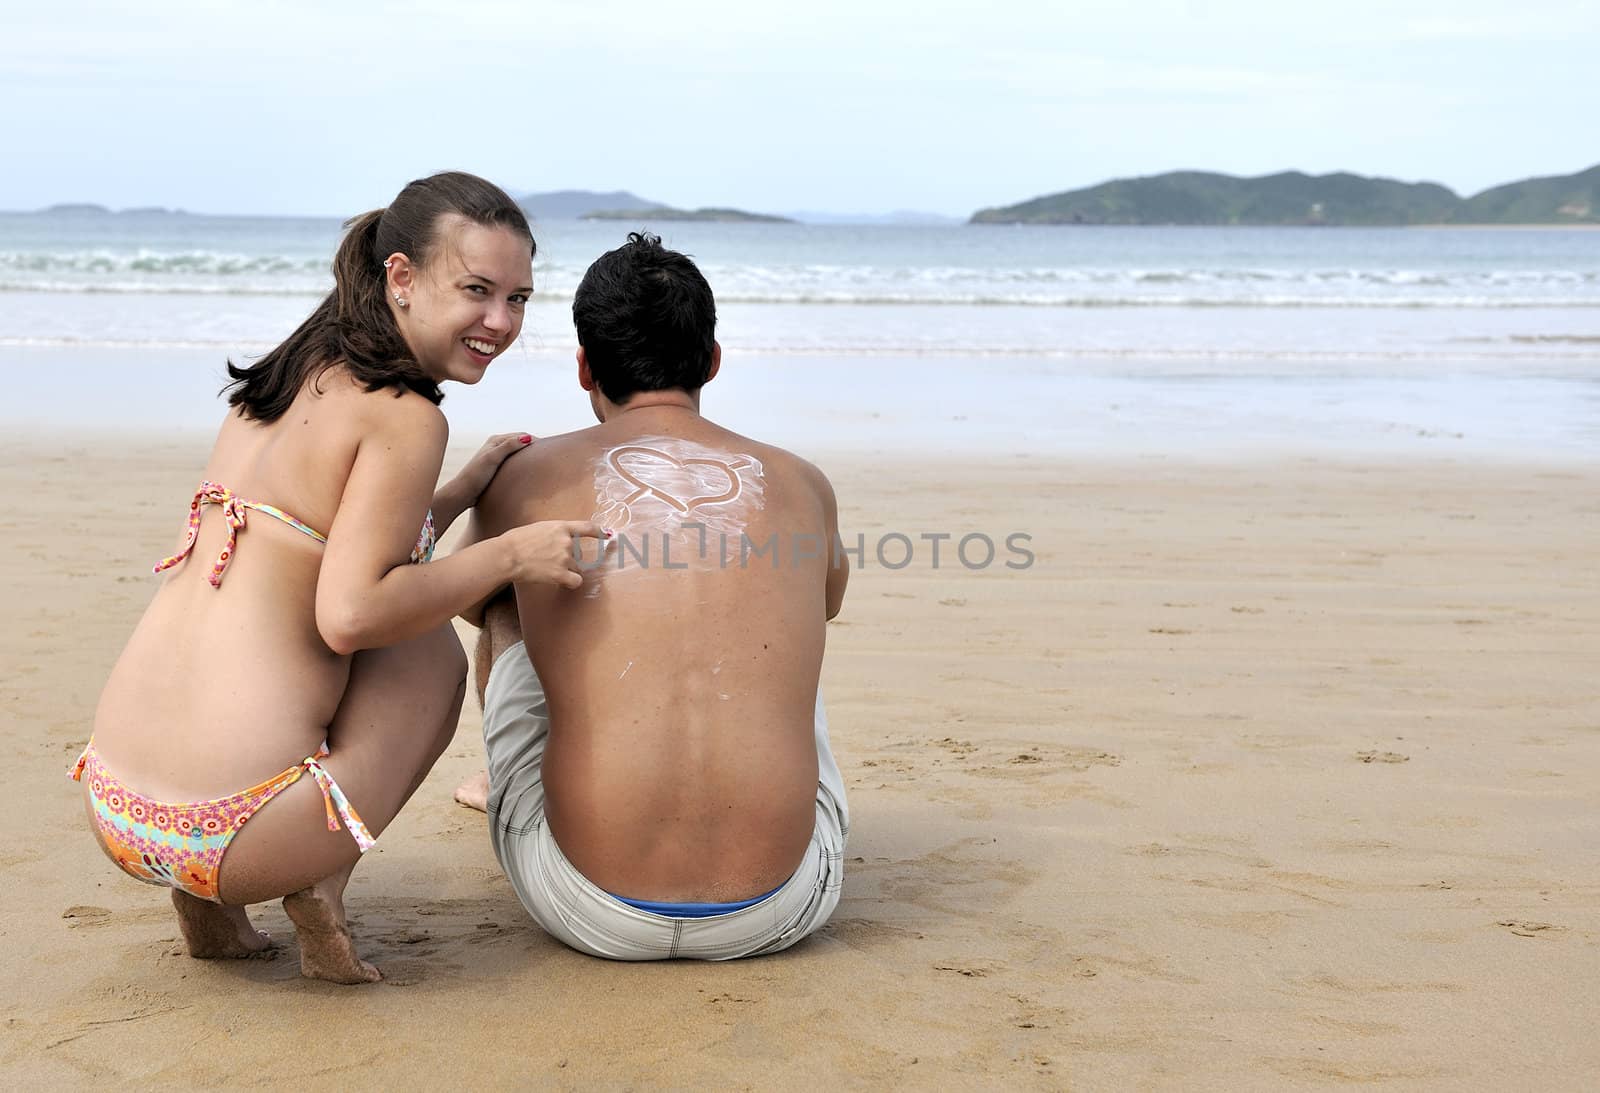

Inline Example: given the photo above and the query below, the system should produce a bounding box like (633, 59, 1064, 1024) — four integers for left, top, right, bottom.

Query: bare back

(92, 371, 442, 799)
(476, 406, 839, 901)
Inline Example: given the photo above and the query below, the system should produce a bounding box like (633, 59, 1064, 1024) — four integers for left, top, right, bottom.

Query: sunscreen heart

(607, 446, 750, 513)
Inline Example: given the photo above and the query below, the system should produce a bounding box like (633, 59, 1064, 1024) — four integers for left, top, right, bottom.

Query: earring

(394, 293, 407, 308)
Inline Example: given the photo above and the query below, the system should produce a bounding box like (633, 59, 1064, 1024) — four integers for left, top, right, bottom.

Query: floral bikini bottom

(70, 741, 374, 903)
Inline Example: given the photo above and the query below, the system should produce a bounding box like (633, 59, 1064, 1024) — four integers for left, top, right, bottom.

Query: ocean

(3, 211, 1597, 457)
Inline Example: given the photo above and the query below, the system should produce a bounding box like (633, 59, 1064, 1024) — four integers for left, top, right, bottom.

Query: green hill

(1459, 164, 1599, 224)
(971, 165, 1600, 226)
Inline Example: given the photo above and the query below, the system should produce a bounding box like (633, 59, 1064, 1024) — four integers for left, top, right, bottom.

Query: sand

(3, 435, 1598, 1089)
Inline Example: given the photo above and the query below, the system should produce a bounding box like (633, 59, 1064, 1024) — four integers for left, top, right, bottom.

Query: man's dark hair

(573, 232, 717, 403)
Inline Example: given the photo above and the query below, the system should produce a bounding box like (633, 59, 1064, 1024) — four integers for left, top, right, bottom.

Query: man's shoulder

(499, 426, 606, 477)
(478, 426, 604, 518)
(739, 435, 834, 495)
(685, 424, 829, 483)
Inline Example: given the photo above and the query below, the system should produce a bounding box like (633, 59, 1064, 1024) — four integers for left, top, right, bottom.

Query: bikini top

(153, 480, 435, 588)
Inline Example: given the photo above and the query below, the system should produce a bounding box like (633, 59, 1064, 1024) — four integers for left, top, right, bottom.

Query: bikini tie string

(303, 751, 377, 852)
(151, 482, 250, 588)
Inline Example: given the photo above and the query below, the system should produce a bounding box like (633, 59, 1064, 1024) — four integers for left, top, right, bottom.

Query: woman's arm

(452, 509, 503, 629)
(313, 401, 598, 654)
(429, 432, 533, 535)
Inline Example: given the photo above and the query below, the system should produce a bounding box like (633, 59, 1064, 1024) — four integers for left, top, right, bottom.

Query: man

(456, 232, 849, 960)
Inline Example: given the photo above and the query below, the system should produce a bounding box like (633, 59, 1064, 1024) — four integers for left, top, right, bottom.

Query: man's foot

(171, 889, 274, 958)
(453, 769, 490, 813)
(283, 878, 382, 985)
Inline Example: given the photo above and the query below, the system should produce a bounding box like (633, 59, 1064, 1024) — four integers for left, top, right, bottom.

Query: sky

(4, 0, 1597, 217)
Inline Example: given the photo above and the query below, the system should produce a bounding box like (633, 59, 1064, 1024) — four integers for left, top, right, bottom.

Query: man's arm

(811, 463, 849, 621)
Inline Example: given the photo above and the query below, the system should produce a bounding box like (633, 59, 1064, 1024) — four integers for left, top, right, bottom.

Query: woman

(75, 172, 604, 983)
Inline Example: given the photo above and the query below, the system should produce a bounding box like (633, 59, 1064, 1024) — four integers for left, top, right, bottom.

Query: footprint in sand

(1356, 750, 1409, 763)
(698, 989, 757, 1005)
(386, 929, 433, 946)
(1496, 920, 1567, 939)
(933, 963, 991, 978)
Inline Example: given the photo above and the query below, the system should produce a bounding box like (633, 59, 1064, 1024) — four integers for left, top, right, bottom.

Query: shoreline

(5, 345, 1598, 465)
(1407, 222, 1600, 231)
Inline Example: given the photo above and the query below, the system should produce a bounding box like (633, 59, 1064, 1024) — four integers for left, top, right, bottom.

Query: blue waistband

(610, 883, 784, 919)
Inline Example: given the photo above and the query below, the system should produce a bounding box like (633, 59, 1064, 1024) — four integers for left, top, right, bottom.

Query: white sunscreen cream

(586, 436, 766, 586)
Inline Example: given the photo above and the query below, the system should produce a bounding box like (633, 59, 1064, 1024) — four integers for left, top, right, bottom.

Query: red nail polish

(519, 434, 532, 444)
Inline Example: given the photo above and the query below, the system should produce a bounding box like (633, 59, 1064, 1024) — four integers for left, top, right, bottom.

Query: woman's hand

(452, 432, 534, 506)
(431, 432, 534, 533)
(498, 521, 611, 590)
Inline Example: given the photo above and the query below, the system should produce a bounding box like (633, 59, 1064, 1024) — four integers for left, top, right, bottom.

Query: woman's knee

(335, 626, 466, 751)
(410, 625, 468, 750)
(417, 623, 468, 685)
(433, 673, 468, 753)
(383, 625, 467, 716)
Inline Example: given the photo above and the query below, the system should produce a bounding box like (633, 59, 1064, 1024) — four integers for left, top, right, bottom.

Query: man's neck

(602, 388, 702, 421)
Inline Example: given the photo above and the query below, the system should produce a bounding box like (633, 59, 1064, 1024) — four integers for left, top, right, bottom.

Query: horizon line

(8, 159, 1594, 222)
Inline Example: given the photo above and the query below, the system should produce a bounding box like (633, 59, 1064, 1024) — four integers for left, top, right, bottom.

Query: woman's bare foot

(282, 875, 381, 984)
(453, 769, 489, 812)
(171, 889, 274, 958)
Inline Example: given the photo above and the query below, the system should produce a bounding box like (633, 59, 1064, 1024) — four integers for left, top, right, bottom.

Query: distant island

(777, 209, 962, 225)
(582, 206, 793, 224)
(42, 202, 113, 216)
(34, 203, 189, 217)
(517, 189, 657, 220)
(971, 164, 1600, 226)
(517, 189, 790, 223)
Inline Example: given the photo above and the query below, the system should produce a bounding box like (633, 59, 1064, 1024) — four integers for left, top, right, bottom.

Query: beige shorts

(481, 642, 849, 961)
